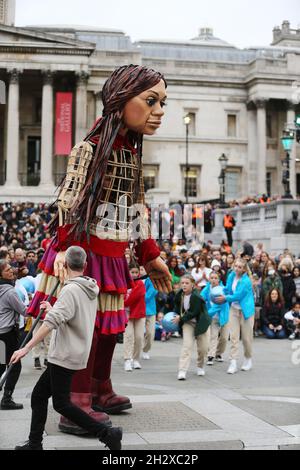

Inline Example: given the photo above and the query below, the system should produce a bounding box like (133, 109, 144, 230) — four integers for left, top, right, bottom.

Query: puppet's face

(122, 79, 167, 135)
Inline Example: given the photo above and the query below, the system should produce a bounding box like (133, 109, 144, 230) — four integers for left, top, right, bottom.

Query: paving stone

(46, 402, 218, 436)
(229, 400, 300, 427)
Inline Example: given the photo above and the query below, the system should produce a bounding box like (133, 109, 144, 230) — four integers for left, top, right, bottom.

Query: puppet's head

(72, 65, 167, 236)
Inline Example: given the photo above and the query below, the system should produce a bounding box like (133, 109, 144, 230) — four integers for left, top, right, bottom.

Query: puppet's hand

(145, 257, 172, 293)
(54, 251, 67, 284)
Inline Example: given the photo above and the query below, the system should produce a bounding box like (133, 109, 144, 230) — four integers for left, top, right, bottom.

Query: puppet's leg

(92, 333, 132, 414)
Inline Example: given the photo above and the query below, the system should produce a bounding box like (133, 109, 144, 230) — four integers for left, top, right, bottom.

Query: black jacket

(280, 274, 296, 310)
(262, 303, 285, 327)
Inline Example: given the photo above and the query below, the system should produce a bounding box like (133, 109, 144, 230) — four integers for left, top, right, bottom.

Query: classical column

(39, 70, 55, 188)
(246, 101, 257, 196)
(95, 91, 103, 120)
(5, 68, 21, 187)
(255, 99, 267, 195)
(287, 102, 297, 198)
(75, 71, 89, 142)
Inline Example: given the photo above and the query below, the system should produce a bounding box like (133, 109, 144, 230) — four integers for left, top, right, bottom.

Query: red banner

(55, 92, 73, 155)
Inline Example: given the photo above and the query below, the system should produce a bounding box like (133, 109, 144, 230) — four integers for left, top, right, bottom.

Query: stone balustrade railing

(208, 199, 300, 255)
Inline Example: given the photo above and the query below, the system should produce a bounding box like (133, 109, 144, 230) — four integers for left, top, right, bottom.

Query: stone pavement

(1, 336, 300, 451)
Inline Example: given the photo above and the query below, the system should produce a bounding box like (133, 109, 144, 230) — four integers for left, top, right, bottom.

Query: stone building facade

(0, 0, 300, 202)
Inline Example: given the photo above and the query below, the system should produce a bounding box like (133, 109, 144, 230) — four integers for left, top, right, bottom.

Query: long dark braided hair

(50, 64, 166, 239)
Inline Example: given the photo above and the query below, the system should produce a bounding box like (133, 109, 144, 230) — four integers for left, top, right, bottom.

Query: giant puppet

(28, 65, 172, 434)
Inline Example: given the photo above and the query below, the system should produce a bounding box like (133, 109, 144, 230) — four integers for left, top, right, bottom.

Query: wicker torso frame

(58, 142, 149, 241)
(89, 147, 148, 241)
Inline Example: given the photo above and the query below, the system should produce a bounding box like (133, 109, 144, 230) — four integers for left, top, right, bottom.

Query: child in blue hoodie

(142, 272, 158, 360)
(201, 272, 230, 365)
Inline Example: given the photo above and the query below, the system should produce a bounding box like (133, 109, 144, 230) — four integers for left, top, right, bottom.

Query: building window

(22, 136, 41, 186)
(0, 1, 5, 23)
(35, 98, 42, 124)
(184, 111, 196, 136)
(183, 167, 199, 198)
(143, 165, 158, 192)
(266, 171, 272, 196)
(227, 114, 237, 138)
(267, 114, 273, 138)
(225, 169, 241, 200)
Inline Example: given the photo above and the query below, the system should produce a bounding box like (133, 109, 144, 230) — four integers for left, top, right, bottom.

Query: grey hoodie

(0, 283, 26, 334)
(44, 276, 99, 370)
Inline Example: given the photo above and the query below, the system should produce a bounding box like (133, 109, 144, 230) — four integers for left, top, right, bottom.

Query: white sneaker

(177, 370, 187, 380)
(133, 360, 142, 369)
(197, 367, 206, 376)
(289, 332, 296, 340)
(241, 358, 252, 371)
(124, 359, 133, 372)
(227, 360, 238, 374)
(172, 331, 180, 338)
(142, 352, 150, 360)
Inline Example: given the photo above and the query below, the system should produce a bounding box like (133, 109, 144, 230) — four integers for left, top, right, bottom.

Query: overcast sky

(16, 0, 300, 49)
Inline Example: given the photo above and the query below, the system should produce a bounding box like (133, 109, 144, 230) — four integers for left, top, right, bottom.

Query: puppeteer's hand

(10, 346, 30, 364)
(172, 315, 180, 324)
(54, 251, 67, 284)
(215, 296, 226, 304)
(145, 257, 172, 293)
(40, 301, 52, 314)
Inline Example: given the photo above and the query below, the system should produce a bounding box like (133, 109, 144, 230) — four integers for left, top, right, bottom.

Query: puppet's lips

(147, 121, 161, 127)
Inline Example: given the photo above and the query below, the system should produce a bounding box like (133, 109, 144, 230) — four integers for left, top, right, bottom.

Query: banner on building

(55, 92, 73, 155)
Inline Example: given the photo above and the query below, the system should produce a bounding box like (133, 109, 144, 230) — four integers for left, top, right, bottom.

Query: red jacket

(125, 280, 146, 320)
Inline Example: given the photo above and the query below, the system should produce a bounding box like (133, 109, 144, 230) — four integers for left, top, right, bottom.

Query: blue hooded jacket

(144, 277, 158, 316)
(200, 282, 230, 327)
(225, 271, 255, 319)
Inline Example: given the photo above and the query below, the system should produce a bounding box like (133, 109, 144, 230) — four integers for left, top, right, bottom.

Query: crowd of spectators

(153, 239, 300, 340)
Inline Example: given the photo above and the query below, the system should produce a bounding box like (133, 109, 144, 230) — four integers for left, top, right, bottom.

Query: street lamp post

(183, 114, 191, 204)
(281, 133, 294, 199)
(218, 153, 229, 208)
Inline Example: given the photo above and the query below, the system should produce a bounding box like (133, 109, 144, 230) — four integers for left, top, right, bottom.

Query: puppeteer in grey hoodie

(43, 276, 99, 371)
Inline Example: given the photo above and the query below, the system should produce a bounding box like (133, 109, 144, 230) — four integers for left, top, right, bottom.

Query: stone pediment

(0, 24, 95, 55)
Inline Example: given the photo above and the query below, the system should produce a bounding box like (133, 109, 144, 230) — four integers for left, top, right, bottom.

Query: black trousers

(225, 228, 233, 247)
(0, 328, 22, 393)
(29, 362, 108, 445)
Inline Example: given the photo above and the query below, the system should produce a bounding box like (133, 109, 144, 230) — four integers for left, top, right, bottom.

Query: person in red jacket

(124, 264, 146, 372)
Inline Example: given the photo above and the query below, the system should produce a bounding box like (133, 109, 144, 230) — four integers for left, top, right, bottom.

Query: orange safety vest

(260, 197, 271, 204)
(223, 215, 234, 229)
(193, 207, 203, 220)
(222, 243, 232, 254)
